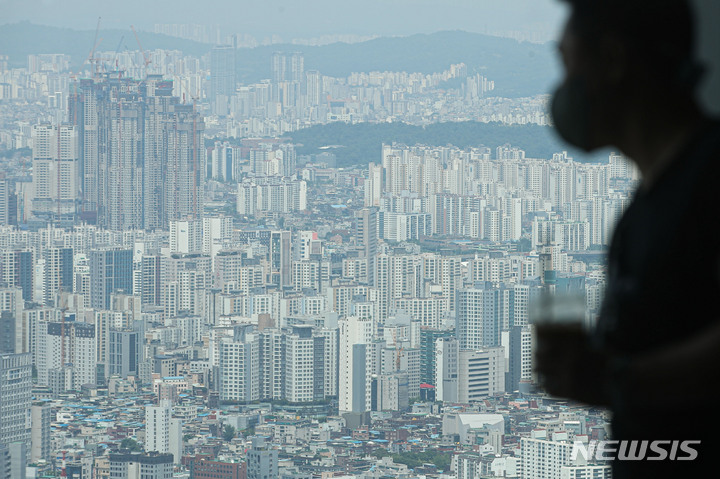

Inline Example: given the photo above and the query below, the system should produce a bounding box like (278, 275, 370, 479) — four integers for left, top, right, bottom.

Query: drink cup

(529, 292, 588, 391)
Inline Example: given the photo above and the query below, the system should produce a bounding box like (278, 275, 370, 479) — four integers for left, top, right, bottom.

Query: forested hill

(285, 122, 610, 168)
(1, 25, 557, 97)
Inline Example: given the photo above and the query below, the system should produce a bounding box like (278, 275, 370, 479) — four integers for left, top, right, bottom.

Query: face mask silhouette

(551, 76, 593, 151)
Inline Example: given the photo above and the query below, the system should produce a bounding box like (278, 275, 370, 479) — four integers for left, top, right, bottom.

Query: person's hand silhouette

(534, 323, 612, 406)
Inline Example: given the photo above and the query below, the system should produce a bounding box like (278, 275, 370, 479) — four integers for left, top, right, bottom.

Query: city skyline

(2, 1, 718, 478)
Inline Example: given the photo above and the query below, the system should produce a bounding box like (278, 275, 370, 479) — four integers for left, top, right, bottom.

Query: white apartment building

(35, 320, 97, 390)
(283, 328, 318, 403)
(144, 400, 182, 464)
(521, 430, 611, 479)
(237, 176, 307, 214)
(31, 124, 79, 215)
(218, 330, 261, 403)
(435, 337, 458, 403)
(339, 315, 374, 413)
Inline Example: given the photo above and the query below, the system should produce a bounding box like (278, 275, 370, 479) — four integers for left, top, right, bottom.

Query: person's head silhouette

(552, 0, 706, 155)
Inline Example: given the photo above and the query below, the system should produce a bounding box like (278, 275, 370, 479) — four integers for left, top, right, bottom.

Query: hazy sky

(2, 0, 568, 40)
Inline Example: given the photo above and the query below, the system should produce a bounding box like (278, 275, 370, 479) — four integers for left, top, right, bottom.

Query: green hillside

(284, 121, 609, 167)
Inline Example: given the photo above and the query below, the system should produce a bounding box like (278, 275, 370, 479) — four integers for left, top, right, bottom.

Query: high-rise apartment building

(503, 325, 533, 393)
(170, 219, 204, 254)
(378, 211, 432, 242)
(0, 287, 23, 354)
(0, 353, 31, 447)
(141, 255, 162, 306)
(271, 52, 287, 84)
(70, 75, 204, 230)
(435, 337, 458, 403)
(0, 443, 11, 479)
(30, 403, 51, 462)
(373, 372, 409, 411)
(339, 315, 374, 414)
(0, 175, 12, 226)
(379, 346, 421, 398)
(164, 104, 205, 225)
(145, 400, 182, 464)
(43, 247, 73, 306)
(288, 52, 304, 84)
(209, 141, 236, 181)
(270, 230, 292, 288)
(90, 248, 133, 310)
(283, 325, 325, 403)
(521, 431, 611, 479)
(31, 124, 79, 218)
(355, 208, 377, 287)
(456, 283, 504, 350)
(364, 163, 383, 207)
(109, 329, 140, 379)
(314, 327, 338, 398)
(36, 321, 97, 390)
(0, 250, 33, 301)
(0, 442, 25, 479)
(237, 176, 307, 215)
(419, 328, 455, 386)
(218, 324, 334, 404)
(271, 51, 304, 83)
(210, 45, 236, 102)
(305, 70, 322, 107)
(218, 327, 261, 403)
(270, 51, 304, 106)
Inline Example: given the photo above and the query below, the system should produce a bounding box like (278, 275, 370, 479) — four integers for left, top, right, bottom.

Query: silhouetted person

(536, 0, 720, 477)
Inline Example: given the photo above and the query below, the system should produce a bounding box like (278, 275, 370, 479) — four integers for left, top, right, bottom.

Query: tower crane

(112, 35, 125, 76)
(68, 17, 102, 80)
(131, 25, 152, 72)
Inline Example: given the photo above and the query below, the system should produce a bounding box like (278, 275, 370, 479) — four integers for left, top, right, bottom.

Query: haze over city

(1, 1, 719, 479)
(2, 0, 567, 41)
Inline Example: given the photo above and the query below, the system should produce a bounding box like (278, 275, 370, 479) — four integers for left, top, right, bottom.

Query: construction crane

(68, 17, 102, 80)
(131, 25, 152, 72)
(87, 17, 103, 77)
(123, 45, 141, 75)
(112, 35, 125, 75)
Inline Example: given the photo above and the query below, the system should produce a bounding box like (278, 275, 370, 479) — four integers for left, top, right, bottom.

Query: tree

(516, 237, 532, 252)
(222, 424, 236, 442)
(391, 450, 451, 471)
(372, 448, 391, 459)
(120, 438, 142, 452)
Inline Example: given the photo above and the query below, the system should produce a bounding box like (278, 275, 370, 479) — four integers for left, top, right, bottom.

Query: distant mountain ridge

(0, 23, 559, 97)
(0, 21, 211, 67)
(238, 30, 559, 96)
